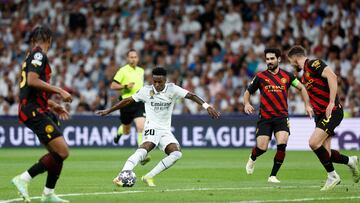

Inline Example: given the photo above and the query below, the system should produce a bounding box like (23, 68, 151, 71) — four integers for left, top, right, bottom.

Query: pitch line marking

(231, 196, 360, 203)
(0, 186, 358, 203)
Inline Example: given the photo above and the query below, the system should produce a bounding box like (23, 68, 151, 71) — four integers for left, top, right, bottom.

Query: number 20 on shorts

(144, 129, 155, 136)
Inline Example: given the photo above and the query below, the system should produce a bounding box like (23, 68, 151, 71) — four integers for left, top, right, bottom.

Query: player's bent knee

(170, 151, 182, 160)
(308, 141, 320, 150)
(257, 145, 268, 151)
(58, 150, 69, 160)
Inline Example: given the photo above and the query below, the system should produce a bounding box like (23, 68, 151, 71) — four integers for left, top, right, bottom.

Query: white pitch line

(0, 185, 356, 203)
(0, 191, 144, 203)
(231, 196, 360, 203)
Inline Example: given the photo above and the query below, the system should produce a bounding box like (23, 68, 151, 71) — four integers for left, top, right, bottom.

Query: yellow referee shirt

(113, 64, 144, 99)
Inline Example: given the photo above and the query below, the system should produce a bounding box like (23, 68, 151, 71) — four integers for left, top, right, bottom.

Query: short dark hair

(127, 49, 137, 56)
(29, 25, 52, 44)
(264, 48, 281, 58)
(287, 45, 307, 58)
(152, 67, 167, 76)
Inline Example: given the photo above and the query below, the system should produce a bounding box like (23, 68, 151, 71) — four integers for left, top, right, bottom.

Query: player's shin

(313, 146, 335, 172)
(251, 146, 266, 161)
(42, 152, 64, 191)
(270, 144, 286, 176)
(330, 149, 349, 164)
(144, 151, 182, 178)
(26, 153, 56, 180)
(122, 148, 147, 171)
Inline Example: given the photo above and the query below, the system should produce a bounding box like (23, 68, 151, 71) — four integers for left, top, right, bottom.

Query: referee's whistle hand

(127, 82, 135, 89)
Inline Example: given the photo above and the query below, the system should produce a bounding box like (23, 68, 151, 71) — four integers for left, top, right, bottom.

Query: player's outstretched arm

(27, 72, 72, 102)
(95, 97, 135, 116)
(184, 92, 220, 119)
(293, 81, 314, 118)
(243, 90, 254, 114)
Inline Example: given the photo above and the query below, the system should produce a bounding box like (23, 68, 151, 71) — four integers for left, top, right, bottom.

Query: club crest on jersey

(149, 90, 155, 99)
(281, 78, 287, 84)
(45, 125, 54, 133)
(305, 72, 311, 78)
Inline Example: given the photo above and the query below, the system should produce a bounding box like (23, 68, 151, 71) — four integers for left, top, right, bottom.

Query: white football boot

(320, 172, 341, 191)
(268, 176, 281, 183)
(348, 156, 360, 183)
(246, 156, 256, 175)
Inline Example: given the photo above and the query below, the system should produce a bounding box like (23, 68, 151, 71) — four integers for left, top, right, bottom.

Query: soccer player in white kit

(96, 67, 220, 186)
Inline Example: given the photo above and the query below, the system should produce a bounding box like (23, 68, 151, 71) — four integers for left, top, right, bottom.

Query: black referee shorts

(120, 101, 145, 125)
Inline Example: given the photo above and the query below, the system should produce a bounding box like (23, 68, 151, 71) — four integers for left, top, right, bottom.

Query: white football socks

(43, 187, 54, 195)
(122, 148, 147, 171)
(145, 151, 182, 178)
(20, 171, 32, 182)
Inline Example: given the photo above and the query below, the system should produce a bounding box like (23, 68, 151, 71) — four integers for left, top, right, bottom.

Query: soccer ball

(117, 170, 136, 187)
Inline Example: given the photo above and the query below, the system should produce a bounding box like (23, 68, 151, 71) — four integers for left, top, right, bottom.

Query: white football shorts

(142, 128, 179, 151)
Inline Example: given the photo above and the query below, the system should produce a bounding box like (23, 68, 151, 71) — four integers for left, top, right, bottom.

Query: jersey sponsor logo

(311, 60, 321, 69)
(151, 102, 171, 111)
(264, 85, 285, 92)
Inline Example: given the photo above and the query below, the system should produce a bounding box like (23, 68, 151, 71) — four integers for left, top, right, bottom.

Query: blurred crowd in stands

(0, 0, 360, 117)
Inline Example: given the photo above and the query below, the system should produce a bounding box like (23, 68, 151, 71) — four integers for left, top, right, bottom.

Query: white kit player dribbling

(96, 67, 220, 187)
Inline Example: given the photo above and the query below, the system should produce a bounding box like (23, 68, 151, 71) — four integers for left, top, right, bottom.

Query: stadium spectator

(0, 1, 359, 117)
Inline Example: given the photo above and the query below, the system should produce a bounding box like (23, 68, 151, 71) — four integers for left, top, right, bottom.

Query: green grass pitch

(1, 148, 359, 202)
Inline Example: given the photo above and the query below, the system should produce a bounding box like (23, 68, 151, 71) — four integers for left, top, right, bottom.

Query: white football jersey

(132, 83, 189, 130)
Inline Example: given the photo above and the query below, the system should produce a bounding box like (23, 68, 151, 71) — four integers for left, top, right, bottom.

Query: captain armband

(291, 78, 300, 87)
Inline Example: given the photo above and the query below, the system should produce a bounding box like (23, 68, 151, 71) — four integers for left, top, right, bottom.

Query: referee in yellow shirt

(111, 49, 150, 164)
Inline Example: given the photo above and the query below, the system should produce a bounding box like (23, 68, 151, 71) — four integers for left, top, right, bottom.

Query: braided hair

(29, 25, 52, 45)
